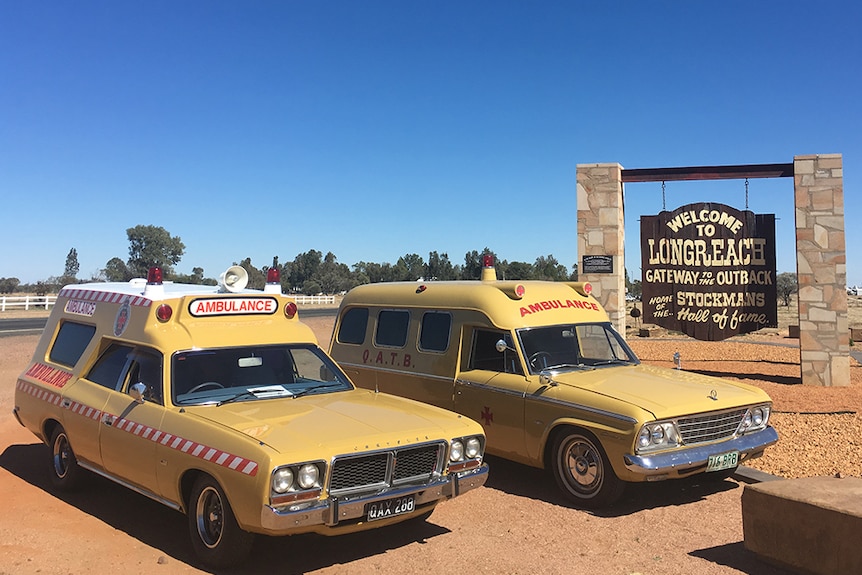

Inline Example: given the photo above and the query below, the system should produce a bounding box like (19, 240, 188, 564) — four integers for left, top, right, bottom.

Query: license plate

(706, 450, 739, 472)
(366, 495, 415, 521)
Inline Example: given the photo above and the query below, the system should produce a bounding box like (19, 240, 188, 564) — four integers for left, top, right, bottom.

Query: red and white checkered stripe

(16, 380, 259, 477)
(58, 288, 152, 307)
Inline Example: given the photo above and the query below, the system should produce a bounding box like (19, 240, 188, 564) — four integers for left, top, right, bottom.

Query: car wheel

(551, 429, 625, 509)
(48, 425, 83, 491)
(188, 475, 255, 568)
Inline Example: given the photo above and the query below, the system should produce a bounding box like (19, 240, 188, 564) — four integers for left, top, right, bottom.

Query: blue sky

(2, 2, 859, 285)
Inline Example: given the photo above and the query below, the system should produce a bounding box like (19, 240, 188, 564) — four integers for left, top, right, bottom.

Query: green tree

(104, 257, 133, 282)
(533, 255, 568, 281)
(426, 251, 456, 281)
(462, 248, 495, 280)
(0, 277, 20, 294)
(776, 272, 798, 306)
(395, 253, 425, 281)
(236, 258, 265, 290)
(505, 261, 534, 280)
(314, 252, 354, 294)
(289, 250, 323, 292)
(63, 248, 80, 283)
(126, 225, 185, 278)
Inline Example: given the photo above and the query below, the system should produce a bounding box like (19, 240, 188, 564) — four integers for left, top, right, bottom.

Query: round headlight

(272, 467, 294, 493)
(450, 440, 464, 462)
(638, 427, 651, 448)
(297, 464, 320, 489)
(465, 437, 481, 459)
(752, 408, 764, 426)
(650, 425, 665, 444)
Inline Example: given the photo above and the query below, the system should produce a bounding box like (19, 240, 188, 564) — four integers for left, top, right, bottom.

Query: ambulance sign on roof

(189, 297, 278, 317)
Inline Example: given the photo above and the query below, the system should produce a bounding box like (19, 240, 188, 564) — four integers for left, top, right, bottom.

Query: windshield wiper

(217, 385, 293, 406)
(291, 383, 348, 399)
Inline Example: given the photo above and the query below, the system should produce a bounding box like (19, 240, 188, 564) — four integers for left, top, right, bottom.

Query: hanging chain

(662, 181, 666, 211)
(745, 178, 749, 209)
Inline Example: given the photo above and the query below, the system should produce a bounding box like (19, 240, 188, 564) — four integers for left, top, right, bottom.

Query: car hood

(546, 363, 771, 419)
(184, 389, 476, 454)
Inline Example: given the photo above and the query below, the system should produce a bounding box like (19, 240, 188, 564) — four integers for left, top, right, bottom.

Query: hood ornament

(709, 389, 718, 401)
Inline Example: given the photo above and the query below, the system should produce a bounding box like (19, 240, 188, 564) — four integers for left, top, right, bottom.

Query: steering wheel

(528, 351, 553, 371)
(187, 381, 225, 393)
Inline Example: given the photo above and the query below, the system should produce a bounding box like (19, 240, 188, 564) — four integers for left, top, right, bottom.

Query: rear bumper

(259, 464, 489, 533)
(623, 426, 779, 477)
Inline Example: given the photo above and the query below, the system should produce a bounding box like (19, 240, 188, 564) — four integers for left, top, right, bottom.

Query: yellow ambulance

(329, 256, 777, 508)
(13, 266, 487, 568)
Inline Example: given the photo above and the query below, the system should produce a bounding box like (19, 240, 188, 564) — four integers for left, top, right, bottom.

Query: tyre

(48, 425, 83, 491)
(188, 475, 255, 568)
(550, 429, 625, 509)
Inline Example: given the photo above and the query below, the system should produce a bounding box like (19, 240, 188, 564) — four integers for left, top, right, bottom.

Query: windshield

(171, 344, 353, 405)
(517, 322, 639, 374)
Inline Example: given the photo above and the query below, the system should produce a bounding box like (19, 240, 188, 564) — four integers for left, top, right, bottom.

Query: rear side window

(419, 311, 451, 352)
(337, 307, 369, 345)
(375, 310, 410, 348)
(49, 321, 97, 367)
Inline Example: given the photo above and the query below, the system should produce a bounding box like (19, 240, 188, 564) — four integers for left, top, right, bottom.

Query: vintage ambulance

(329, 256, 778, 508)
(13, 266, 487, 567)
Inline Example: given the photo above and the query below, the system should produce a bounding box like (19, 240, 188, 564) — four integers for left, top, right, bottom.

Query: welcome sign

(640, 202, 777, 341)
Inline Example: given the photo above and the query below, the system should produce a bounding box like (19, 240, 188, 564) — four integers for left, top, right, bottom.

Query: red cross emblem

(480, 406, 494, 426)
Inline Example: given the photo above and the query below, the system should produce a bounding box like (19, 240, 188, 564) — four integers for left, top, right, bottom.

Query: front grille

(677, 408, 748, 444)
(329, 442, 444, 496)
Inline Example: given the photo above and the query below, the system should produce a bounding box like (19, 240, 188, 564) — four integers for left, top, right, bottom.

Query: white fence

(0, 293, 334, 311)
(292, 295, 337, 305)
(0, 295, 57, 311)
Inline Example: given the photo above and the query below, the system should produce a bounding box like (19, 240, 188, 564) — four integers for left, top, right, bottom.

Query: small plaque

(582, 255, 614, 274)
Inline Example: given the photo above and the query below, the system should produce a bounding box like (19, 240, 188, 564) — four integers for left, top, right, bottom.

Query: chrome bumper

(260, 464, 489, 532)
(623, 426, 779, 476)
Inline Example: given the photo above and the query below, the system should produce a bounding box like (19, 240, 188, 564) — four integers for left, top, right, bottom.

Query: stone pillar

(576, 163, 626, 335)
(794, 154, 849, 386)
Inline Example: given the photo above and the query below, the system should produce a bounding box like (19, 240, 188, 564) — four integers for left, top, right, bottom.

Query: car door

(97, 345, 165, 496)
(455, 328, 529, 460)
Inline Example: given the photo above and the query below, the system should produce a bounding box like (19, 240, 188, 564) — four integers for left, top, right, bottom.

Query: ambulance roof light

(145, 267, 165, 297)
(481, 254, 497, 282)
(264, 267, 282, 294)
(147, 267, 163, 285)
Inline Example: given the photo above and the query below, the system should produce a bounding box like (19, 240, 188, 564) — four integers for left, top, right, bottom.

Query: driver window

(126, 349, 164, 404)
(468, 329, 523, 375)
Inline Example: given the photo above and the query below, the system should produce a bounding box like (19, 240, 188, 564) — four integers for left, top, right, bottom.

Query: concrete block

(742, 476, 862, 575)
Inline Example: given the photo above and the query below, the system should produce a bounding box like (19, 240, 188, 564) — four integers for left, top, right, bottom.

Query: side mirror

(495, 339, 514, 353)
(130, 382, 147, 404)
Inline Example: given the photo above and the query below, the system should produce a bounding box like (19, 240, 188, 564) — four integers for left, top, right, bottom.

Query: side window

(419, 311, 451, 352)
(49, 321, 97, 367)
(337, 307, 369, 345)
(126, 348, 164, 404)
(86, 343, 134, 390)
(469, 329, 522, 375)
(375, 310, 410, 348)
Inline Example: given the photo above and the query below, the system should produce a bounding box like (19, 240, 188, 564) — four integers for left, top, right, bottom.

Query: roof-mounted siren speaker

(219, 265, 249, 293)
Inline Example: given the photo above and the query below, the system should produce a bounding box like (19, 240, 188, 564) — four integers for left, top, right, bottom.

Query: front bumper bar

(623, 426, 779, 476)
(260, 464, 489, 532)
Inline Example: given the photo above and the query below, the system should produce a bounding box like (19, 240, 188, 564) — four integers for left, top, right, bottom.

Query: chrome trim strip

(457, 378, 638, 424)
(260, 465, 489, 532)
(77, 460, 182, 512)
(338, 361, 453, 383)
(455, 378, 525, 399)
(623, 426, 779, 475)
